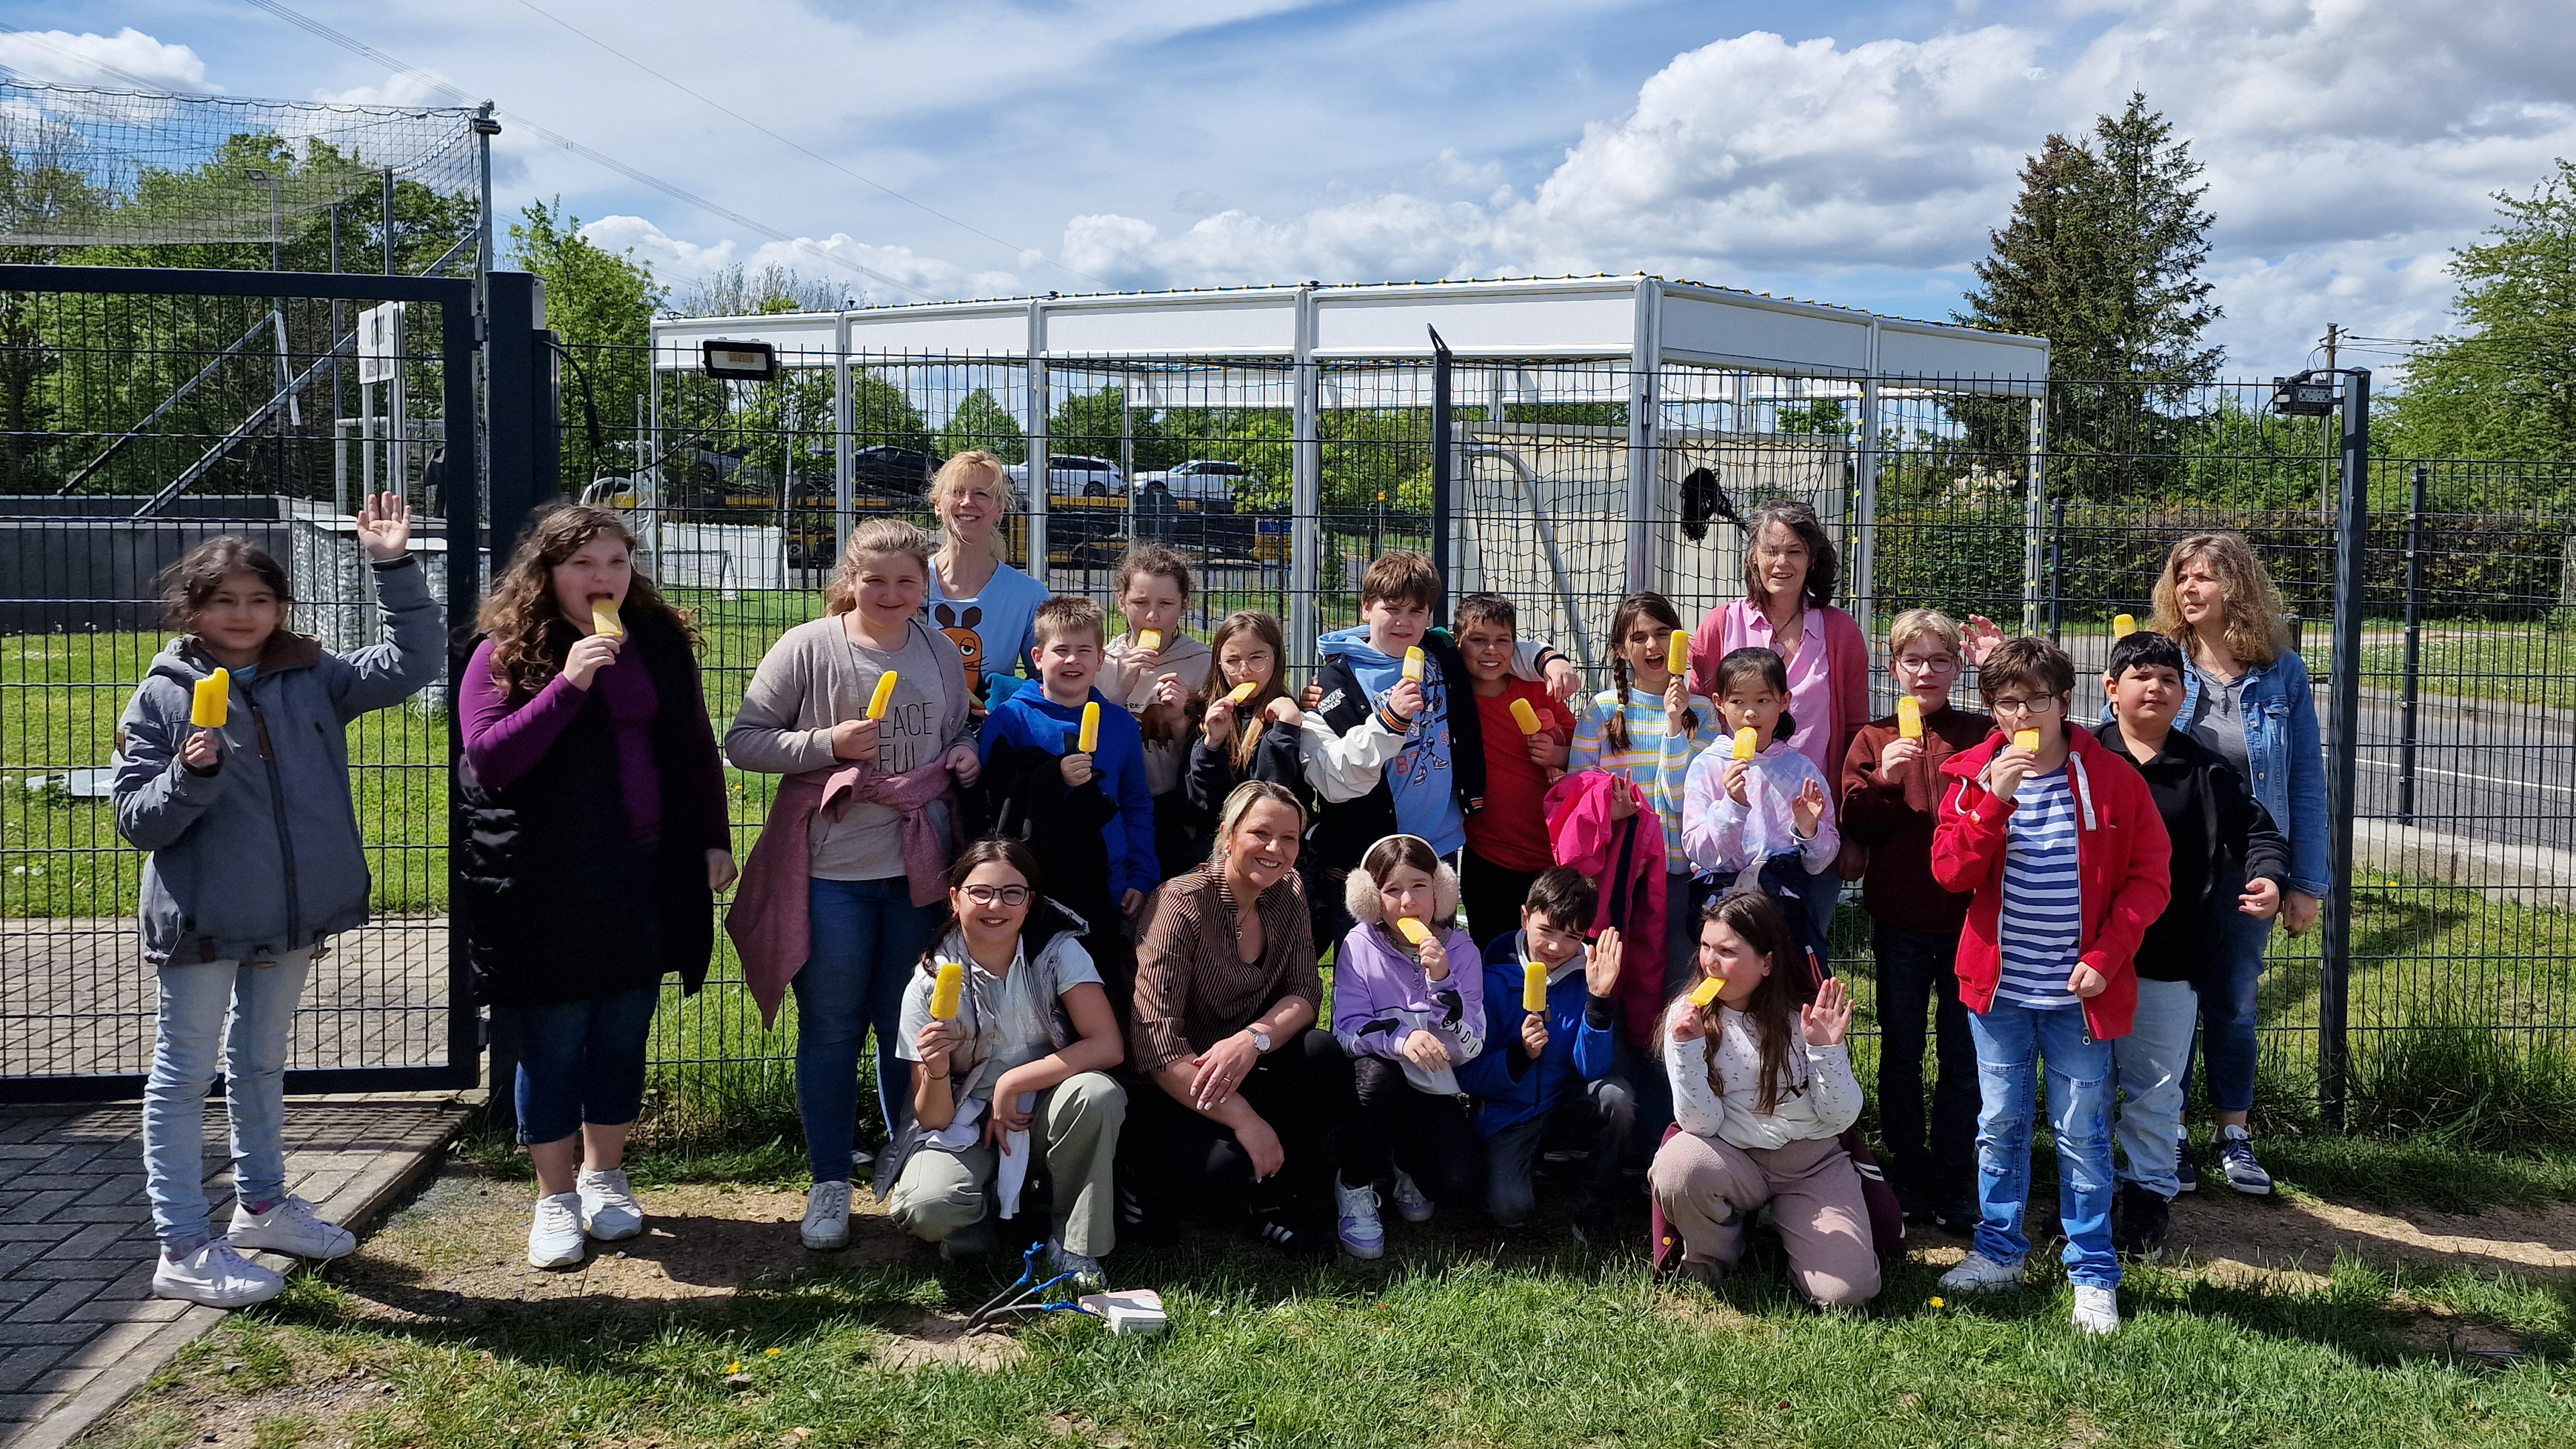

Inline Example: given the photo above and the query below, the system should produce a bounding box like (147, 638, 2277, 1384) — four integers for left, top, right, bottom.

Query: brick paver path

(0, 1095, 467, 1444)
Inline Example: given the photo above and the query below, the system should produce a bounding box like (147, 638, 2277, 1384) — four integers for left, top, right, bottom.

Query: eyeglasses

(1988, 694, 2065, 716)
(961, 885, 1030, 907)
(1892, 654, 1962, 676)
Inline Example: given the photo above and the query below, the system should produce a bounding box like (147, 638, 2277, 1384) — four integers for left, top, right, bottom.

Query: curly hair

(1740, 498, 1838, 609)
(1113, 541, 1194, 604)
(1668, 889, 1815, 1116)
(2149, 531, 2293, 667)
(476, 506, 697, 698)
(1189, 610, 1291, 776)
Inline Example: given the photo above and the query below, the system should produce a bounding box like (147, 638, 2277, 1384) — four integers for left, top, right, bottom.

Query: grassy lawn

(87, 1140, 2576, 1449)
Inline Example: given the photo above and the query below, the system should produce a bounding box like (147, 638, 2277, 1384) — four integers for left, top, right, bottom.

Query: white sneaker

(801, 1180, 852, 1250)
(1333, 1177, 1385, 1260)
(1389, 1169, 1434, 1224)
(154, 1240, 286, 1307)
(1938, 1251, 2026, 1295)
(528, 1192, 586, 1269)
(2073, 1284, 2121, 1334)
(227, 1194, 355, 1260)
(1046, 1236, 1104, 1287)
(577, 1169, 644, 1242)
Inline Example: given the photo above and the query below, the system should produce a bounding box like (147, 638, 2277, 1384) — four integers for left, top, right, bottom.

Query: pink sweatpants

(1650, 1130, 1880, 1307)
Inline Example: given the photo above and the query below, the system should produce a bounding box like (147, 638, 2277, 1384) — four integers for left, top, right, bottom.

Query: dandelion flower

(765, 1347, 783, 1357)
(1929, 1297, 1946, 1308)
(727, 1362, 743, 1373)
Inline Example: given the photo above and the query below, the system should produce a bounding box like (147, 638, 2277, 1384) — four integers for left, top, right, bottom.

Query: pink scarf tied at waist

(727, 757, 959, 1026)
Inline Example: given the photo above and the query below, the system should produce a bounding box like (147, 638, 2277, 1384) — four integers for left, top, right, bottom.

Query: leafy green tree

(510, 198, 664, 492)
(939, 386, 1024, 462)
(2392, 159, 2576, 462)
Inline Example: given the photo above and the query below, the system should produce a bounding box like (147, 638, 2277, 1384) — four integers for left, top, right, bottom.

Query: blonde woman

(923, 449, 1046, 700)
(726, 518, 979, 1251)
(2148, 531, 2326, 1197)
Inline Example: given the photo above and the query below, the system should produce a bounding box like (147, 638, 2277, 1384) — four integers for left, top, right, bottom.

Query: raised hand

(1791, 777, 1829, 839)
(1801, 977, 1853, 1046)
(1962, 614, 2006, 667)
(353, 490, 412, 561)
(1584, 926, 1623, 998)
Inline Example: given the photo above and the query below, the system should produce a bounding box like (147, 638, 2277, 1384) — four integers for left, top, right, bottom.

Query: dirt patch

(869, 1311, 1029, 1373)
(2165, 1189, 2576, 1279)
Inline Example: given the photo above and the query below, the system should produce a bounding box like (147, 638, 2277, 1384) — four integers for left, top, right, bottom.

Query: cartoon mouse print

(932, 602, 985, 696)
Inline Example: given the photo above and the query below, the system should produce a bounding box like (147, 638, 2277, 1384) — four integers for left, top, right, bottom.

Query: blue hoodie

(1316, 625, 1463, 855)
(1455, 928, 1616, 1137)
(981, 684, 1159, 902)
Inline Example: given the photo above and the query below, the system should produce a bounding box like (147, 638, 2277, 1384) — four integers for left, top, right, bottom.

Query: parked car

(1004, 454, 1126, 498)
(852, 446, 935, 499)
(1134, 458, 1254, 505)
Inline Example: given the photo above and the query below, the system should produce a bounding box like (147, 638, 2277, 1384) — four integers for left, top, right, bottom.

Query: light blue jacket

(2179, 648, 2330, 898)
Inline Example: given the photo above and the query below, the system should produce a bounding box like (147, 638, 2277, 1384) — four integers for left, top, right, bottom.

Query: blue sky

(8, 0, 2574, 378)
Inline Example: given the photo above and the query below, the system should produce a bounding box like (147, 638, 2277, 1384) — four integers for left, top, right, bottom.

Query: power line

(234, 0, 943, 303)
(509, 0, 1094, 287)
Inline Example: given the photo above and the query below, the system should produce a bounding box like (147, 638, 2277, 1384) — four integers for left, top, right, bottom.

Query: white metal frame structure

(647, 275, 2049, 655)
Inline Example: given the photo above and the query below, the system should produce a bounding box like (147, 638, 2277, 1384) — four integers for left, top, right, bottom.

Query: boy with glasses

(1929, 637, 2170, 1336)
(1838, 609, 1992, 1235)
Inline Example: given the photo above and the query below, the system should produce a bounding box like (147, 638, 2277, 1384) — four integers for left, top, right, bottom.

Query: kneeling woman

(883, 839, 1126, 1281)
(1650, 890, 1878, 1306)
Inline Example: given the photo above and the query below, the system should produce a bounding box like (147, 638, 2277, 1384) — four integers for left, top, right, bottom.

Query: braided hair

(1603, 591, 1696, 753)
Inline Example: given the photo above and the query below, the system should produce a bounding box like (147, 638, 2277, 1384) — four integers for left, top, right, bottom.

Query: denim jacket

(2179, 649, 2328, 898)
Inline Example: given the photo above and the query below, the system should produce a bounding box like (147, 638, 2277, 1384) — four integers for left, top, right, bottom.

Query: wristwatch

(1244, 1026, 1273, 1055)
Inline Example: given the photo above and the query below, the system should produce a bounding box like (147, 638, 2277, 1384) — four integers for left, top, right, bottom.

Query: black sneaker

(2214, 1125, 2273, 1195)
(1931, 1197, 1980, 1236)
(1255, 1217, 1333, 1262)
(2174, 1142, 2199, 1194)
(2111, 1182, 2170, 1261)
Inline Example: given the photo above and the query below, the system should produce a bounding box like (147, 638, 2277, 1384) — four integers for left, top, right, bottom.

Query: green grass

(101, 1228, 2576, 1449)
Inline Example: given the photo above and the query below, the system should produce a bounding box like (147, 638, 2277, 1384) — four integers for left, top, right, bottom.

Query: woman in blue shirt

(924, 449, 1047, 703)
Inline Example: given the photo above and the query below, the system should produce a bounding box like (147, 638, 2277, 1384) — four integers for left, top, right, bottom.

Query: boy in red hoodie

(1928, 637, 2169, 1337)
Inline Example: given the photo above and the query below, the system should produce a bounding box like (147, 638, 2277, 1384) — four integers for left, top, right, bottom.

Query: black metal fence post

(2047, 494, 2067, 644)
(2319, 367, 2371, 1129)
(2398, 464, 2428, 825)
(1428, 326, 1453, 624)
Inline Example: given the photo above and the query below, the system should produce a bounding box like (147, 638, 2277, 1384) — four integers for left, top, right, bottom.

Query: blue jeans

(796, 875, 940, 1183)
(1483, 1076, 1638, 1228)
(2195, 906, 2272, 1114)
(143, 947, 313, 1251)
(1968, 1000, 2118, 1290)
(504, 984, 659, 1146)
(2114, 979, 2198, 1199)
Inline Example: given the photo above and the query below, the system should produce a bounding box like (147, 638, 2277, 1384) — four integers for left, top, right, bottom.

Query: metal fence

(8, 284, 2575, 1130)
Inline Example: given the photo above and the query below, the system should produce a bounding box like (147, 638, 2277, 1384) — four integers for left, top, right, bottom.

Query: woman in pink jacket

(1684, 499, 1870, 953)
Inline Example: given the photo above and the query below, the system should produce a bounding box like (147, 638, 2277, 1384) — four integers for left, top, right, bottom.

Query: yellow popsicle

(867, 671, 900, 720)
(929, 961, 965, 1021)
(1896, 695, 1923, 740)
(1687, 976, 1726, 1007)
(1509, 698, 1543, 734)
(1397, 917, 1432, 946)
(1136, 629, 1163, 653)
(590, 601, 624, 639)
(191, 669, 228, 729)
(1732, 727, 1758, 761)
(1077, 701, 1100, 753)
(1402, 645, 1425, 683)
(1523, 959, 1549, 1013)
(1228, 681, 1258, 704)
(2012, 729, 2040, 752)
(1667, 629, 1690, 676)
(2111, 612, 2137, 639)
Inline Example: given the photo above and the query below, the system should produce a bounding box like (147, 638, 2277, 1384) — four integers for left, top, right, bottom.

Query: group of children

(113, 464, 2294, 1340)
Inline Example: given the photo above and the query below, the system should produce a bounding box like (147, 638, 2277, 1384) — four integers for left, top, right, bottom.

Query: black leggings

(1119, 1028, 1354, 1236)
(1344, 1055, 1487, 1215)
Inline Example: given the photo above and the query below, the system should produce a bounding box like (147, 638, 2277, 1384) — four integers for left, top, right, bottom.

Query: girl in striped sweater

(1570, 592, 1722, 992)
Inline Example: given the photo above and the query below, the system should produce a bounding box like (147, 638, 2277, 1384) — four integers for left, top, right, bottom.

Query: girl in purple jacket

(1332, 834, 1487, 1252)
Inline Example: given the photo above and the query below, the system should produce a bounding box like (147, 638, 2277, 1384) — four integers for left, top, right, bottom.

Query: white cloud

(578, 214, 1019, 306)
(0, 27, 213, 93)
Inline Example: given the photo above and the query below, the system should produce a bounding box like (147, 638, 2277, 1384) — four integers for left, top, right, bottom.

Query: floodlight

(2270, 371, 2337, 416)
(701, 339, 778, 381)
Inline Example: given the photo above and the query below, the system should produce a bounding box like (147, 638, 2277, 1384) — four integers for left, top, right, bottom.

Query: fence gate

(0, 264, 481, 1102)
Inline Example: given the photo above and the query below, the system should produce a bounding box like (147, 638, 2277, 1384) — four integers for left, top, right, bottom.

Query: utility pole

(2320, 323, 2343, 519)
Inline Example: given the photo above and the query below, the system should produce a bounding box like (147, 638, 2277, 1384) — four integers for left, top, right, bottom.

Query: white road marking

(2357, 756, 2576, 796)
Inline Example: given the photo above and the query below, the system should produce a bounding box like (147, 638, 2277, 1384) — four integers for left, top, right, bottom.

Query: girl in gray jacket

(110, 495, 441, 1307)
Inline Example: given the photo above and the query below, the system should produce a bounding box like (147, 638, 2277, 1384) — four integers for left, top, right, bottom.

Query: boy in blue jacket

(979, 596, 1158, 996)
(1456, 868, 1635, 1241)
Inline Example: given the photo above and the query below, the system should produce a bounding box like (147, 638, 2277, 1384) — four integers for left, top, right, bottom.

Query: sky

(6, 0, 2574, 381)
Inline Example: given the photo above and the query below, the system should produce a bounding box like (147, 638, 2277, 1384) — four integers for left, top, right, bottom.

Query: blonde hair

(822, 517, 933, 616)
(1210, 780, 1305, 866)
(1888, 607, 1964, 659)
(2149, 531, 2292, 667)
(930, 450, 1014, 562)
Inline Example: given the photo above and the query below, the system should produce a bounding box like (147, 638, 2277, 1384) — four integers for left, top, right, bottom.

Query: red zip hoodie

(1929, 726, 2170, 1041)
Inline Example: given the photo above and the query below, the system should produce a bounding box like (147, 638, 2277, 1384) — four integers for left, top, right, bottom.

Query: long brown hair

(1189, 610, 1291, 775)
(2149, 531, 2292, 667)
(1741, 498, 1838, 608)
(1603, 591, 1696, 753)
(477, 506, 697, 698)
(917, 837, 1049, 972)
(1670, 890, 1815, 1115)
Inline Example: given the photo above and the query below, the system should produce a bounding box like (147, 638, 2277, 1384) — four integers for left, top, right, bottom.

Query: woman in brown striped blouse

(1120, 781, 1358, 1259)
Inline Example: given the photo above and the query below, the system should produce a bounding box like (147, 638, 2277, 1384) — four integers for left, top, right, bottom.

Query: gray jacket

(111, 558, 443, 966)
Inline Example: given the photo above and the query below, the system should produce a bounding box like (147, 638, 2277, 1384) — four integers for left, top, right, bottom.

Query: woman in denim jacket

(2147, 532, 2326, 1196)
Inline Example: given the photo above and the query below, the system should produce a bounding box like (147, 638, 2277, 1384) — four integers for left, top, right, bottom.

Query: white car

(1004, 455, 1126, 497)
(1133, 458, 1253, 504)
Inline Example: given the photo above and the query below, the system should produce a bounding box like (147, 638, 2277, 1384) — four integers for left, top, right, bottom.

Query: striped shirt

(1997, 766, 2082, 1008)
(1569, 686, 1721, 864)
